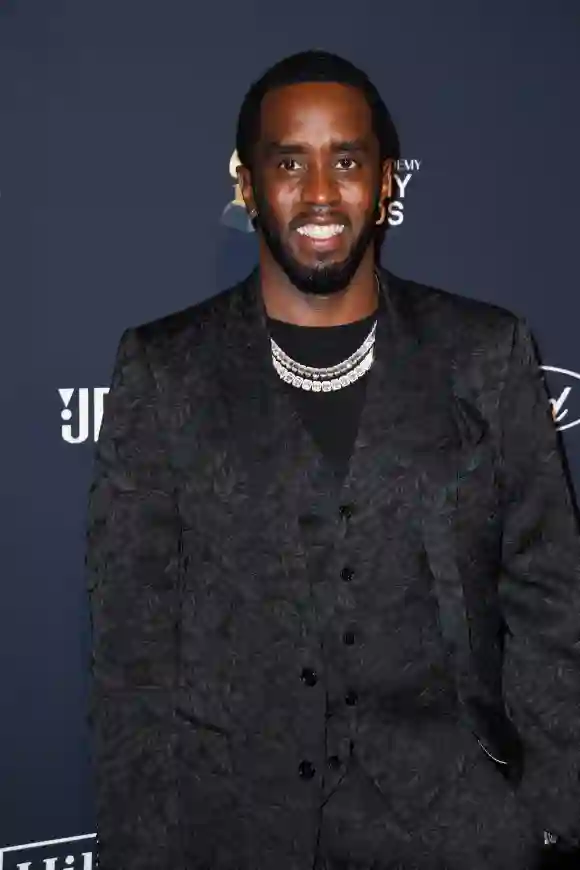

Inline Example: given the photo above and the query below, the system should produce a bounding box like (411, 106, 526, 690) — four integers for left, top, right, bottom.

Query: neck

(259, 247, 378, 327)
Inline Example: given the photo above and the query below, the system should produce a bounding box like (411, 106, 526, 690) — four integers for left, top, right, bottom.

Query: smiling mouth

(295, 224, 346, 240)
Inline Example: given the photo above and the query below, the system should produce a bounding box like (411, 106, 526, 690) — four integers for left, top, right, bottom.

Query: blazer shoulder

(117, 275, 252, 381)
(384, 270, 522, 349)
(134, 278, 245, 348)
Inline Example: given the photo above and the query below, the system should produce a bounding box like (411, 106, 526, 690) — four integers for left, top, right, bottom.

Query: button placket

(337, 502, 357, 655)
(295, 493, 357, 789)
(296, 662, 322, 784)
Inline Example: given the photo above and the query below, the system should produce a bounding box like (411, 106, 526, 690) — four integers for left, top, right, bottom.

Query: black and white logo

(542, 366, 580, 432)
(0, 833, 95, 870)
(59, 388, 109, 443)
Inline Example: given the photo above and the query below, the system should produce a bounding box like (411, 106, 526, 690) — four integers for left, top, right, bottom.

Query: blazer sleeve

(85, 327, 183, 870)
(498, 317, 580, 843)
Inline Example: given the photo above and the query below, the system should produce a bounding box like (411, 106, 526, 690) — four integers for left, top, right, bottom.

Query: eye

(278, 158, 303, 172)
(336, 157, 359, 170)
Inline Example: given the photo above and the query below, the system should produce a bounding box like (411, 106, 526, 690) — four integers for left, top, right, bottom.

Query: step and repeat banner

(1, 1, 579, 866)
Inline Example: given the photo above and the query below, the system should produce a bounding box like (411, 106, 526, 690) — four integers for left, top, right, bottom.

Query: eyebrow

(263, 138, 371, 156)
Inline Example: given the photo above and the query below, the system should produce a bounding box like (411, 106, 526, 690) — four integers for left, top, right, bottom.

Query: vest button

(300, 667, 318, 686)
(340, 566, 354, 582)
(327, 754, 341, 770)
(339, 503, 355, 519)
(345, 689, 358, 706)
(342, 630, 356, 646)
(298, 759, 316, 780)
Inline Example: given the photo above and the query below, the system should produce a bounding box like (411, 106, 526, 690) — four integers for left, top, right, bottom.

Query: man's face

(239, 82, 392, 296)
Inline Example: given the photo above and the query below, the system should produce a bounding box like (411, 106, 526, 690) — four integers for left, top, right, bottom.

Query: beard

(253, 191, 381, 297)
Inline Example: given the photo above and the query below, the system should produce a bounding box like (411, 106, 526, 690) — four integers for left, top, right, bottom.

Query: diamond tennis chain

(270, 275, 380, 392)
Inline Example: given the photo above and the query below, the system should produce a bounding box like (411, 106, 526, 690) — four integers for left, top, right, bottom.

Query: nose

(301, 162, 340, 207)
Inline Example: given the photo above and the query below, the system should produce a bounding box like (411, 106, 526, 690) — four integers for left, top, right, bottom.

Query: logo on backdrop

(220, 150, 421, 231)
(0, 832, 95, 869)
(542, 366, 580, 432)
(59, 388, 109, 443)
(58, 365, 579, 443)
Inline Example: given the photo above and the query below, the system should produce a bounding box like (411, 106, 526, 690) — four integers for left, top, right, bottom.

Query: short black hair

(236, 50, 400, 171)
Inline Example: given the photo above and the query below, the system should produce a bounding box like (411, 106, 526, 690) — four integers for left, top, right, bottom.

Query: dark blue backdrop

(1, 1, 579, 865)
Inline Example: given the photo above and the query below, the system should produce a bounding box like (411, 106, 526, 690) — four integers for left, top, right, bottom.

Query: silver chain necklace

(270, 275, 380, 392)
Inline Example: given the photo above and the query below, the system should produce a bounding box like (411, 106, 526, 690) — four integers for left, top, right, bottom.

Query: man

(86, 50, 580, 870)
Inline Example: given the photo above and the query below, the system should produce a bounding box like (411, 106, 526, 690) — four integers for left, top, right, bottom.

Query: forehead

(258, 81, 374, 145)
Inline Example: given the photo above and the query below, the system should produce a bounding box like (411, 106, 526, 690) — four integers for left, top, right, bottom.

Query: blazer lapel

(342, 268, 465, 520)
(210, 269, 337, 551)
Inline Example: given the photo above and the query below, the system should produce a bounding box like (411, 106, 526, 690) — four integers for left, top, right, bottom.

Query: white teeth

(296, 224, 345, 239)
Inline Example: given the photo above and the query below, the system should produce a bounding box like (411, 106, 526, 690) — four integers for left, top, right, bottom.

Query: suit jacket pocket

(355, 717, 482, 830)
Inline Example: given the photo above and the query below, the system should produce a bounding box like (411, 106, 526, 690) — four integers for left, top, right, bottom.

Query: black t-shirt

(266, 309, 377, 478)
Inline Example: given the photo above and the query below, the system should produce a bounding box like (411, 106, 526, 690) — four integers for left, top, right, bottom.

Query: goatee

(254, 197, 380, 297)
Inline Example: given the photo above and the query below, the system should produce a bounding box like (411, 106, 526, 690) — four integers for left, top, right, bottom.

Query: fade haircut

(235, 49, 400, 171)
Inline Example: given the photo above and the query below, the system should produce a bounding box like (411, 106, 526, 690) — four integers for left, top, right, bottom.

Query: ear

(380, 158, 395, 203)
(236, 164, 256, 214)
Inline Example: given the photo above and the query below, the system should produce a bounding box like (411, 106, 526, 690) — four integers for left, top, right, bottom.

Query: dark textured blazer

(86, 268, 580, 870)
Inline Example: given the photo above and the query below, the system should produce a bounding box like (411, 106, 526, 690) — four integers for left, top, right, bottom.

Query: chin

(297, 268, 355, 296)
(297, 249, 351, 270)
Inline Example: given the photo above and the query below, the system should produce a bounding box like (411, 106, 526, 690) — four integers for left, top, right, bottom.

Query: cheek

(341, 182, 377, 216)
(273, 183, 299, 217)
(259, 180, 295, 219)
